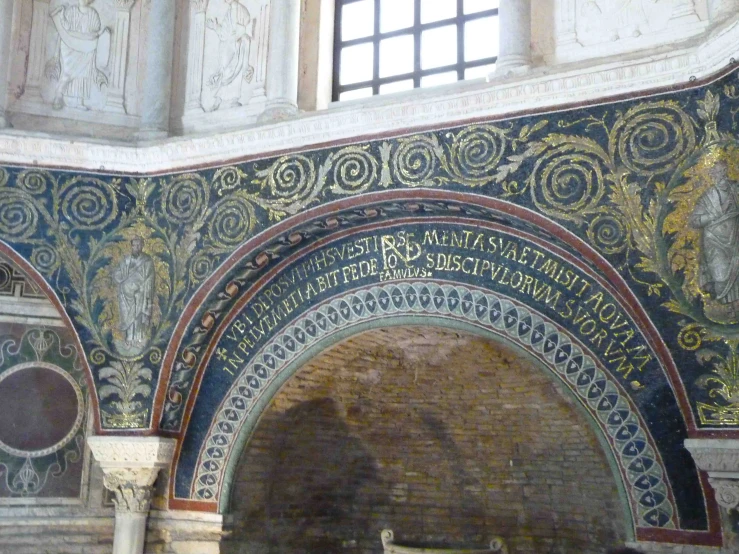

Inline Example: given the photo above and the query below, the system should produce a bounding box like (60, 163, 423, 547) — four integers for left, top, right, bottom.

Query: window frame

(332, 0, 499, 101)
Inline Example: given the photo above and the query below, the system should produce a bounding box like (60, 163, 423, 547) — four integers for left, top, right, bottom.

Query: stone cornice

(0, 17, 736, 174)
(88, 436, 176, 469)
(685, 439, 739, 476)
(88, 436, 176, 514)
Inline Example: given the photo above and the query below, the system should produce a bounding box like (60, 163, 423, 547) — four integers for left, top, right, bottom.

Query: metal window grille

(333, 0, 499, 101)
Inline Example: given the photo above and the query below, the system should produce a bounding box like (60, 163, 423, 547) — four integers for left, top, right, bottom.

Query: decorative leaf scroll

(2, 73, 739, 430)
(169, 85, 739, 430)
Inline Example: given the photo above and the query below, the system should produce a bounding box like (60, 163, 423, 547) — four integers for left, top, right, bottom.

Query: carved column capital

(191, 0, 208, 13)
(102, 467, 159, 513)
(115, 0, 137, 11)
(88, 436, 176, 514)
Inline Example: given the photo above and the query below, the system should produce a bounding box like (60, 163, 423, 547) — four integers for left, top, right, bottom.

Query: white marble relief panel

(173, 0, 270, 134)
(533, 0, 712, 64)
(8, 0, 141, 127)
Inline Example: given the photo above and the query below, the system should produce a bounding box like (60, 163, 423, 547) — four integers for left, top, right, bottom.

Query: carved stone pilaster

(138, 0, 177, 138)
(22, 0, 51, 105)
(107, 0, 137, 114)
(0, 0, 14, 128)
(88, 436, 176, 554)
(685, 439, 739, 514)
(184, 0, 209, 112)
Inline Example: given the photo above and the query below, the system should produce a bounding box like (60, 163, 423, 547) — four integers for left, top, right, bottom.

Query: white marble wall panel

(7, 0, 143, 134)
(171, 0, 271, 135)
(533, 0, 715, 65)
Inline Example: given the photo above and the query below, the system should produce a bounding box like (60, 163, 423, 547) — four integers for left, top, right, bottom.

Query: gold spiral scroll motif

(330, 147, 380, 195)
(208, 196, 256, 249)
(15, 169, 49, 195)
(263, 155, 317, 203)
(0, 191, 39, 241)
(162, 173, 210, 224)
(530, 142, 608, 223)
(59, 178, 117, 231)
(447, 125, 507, 182)
(611, 102, 696, 176)
(587, 214, 628, 255)
(392, 135, 444, 187)
(30, 245, 59, 275)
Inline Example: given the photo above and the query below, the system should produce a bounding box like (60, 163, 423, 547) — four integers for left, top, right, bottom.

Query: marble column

(685, 439, 739, 547)
(0, 0, 14, 127)
(138, 0, 177, 139)
(88, 436, 176, 554)
(258, 0, 300, 123)
(495, 0, 532, 78)
(107, 0, 137, 114)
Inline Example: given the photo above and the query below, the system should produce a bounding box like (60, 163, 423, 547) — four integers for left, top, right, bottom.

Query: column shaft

(0, 0, 14, 127)
(113, 512, 148, 554)
(258, 0, 300, 122)
(139, 0, 177, 138)
(495, 0, 532, 77)
(88, 436, 176, 554)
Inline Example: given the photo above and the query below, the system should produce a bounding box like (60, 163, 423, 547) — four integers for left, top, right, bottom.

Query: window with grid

(333, 0, 499, 101)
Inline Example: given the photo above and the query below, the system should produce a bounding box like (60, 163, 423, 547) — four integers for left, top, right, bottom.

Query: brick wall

(223, 327, 627, 554)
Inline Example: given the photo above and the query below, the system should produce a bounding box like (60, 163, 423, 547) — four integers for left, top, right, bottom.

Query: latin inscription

(215, 226, 655, 385)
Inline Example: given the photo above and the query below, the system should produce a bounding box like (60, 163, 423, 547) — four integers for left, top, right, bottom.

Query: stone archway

(222, 326, 629, 554)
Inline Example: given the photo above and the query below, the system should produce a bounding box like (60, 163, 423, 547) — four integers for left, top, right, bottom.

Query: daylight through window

(333, 0, 500, 101)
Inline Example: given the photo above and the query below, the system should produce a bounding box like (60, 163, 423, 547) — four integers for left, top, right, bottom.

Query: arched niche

(0, 249, 92, 501)
(165, 194, 718, 545)
(222, 325, 632, 553)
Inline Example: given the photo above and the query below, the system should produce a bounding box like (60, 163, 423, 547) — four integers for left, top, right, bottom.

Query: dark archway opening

(222, 326, 628, 554)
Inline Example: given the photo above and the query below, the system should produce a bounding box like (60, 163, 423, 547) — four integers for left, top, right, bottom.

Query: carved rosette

(88, 436, 176, 514)
(708, 478, 739, 512)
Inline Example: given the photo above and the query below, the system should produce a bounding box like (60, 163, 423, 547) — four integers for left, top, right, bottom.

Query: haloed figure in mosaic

(112, 237, 154, 356)
(690, 159, 739, 321)
(46, 0, 110, 111)
(206, 0, 255, 111)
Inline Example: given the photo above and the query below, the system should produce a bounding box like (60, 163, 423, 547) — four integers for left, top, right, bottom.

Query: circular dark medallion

(0, 362, 82, 456)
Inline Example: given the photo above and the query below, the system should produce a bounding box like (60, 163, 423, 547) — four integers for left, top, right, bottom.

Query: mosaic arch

(1, 63, 739, 546)
(165, 203, 717, 544)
